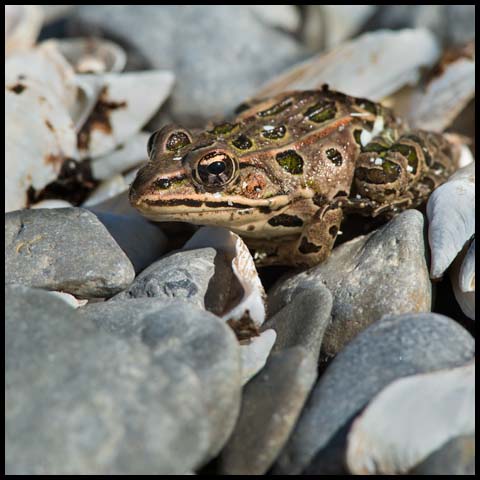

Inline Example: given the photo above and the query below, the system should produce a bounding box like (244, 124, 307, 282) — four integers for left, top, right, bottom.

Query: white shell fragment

(184, 226, 266, 328)
(247, 5, 300, 33)
(346, 361, 475, 475)
(69, 74, 105, 132)
(47, 291, 88, 309)
(459, 239, 475, 293)
(5, 5, 43, 56)
(31, 199, 73, 209)
(255, 29, 440, 101)
(5, 42, 78, 109)
(406, 43, 475, 132)
(427, 162, 475, 279)
(82, 174, 128, 207)
(450, 241, 475, 320)
(77, 70, 175, 159)
(90, 132, 150, 181)
(318, 5, 376, 49)
(53, 37, 127, 74)
(239, 329, 277, 386)
(5, 72, 78, 212)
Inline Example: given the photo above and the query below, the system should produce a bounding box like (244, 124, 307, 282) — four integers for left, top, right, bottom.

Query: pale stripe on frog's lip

(134, 193, 292, 219)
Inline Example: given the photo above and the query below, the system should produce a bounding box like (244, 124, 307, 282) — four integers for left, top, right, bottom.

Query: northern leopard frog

(130, 86, 459, 267)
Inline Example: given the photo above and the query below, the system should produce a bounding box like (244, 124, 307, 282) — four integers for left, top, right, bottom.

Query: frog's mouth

(132, 193, 291, 225)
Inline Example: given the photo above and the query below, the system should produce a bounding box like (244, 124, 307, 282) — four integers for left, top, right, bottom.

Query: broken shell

(31, 199, 73, 209)
(403, 42, 475, 132)
(346, 361, 475, 474)
(5, 78, 78, 212)
(6, 41, 78, 109)
(254, 29, 440, 102)
(69, 74, 105, 133)
(247, 5, 300, 33)
(5, 5, 43, 56)
(459, 239, 475, 293)
(427, 162, 475, 279)
(302, 5, 375, 50)
(183, 226, 266, 328)
(239, 329, 277, 385)
(77, 70, 175, 159)
(90, 132, 150, 181)
(450, 240, 475, 320)
(82, 174, 128, 208)
(5, 43, 81, 211)
(53, 37, 127, 74)
(47, 291, 88, 309)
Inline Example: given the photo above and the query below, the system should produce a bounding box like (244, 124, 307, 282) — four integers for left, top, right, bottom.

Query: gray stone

(89, 210, 168, 274)
(264, 286, 332, 360)
(111, 248, 217, 308)
(68, 5, 307, 125)
(269, 210, 431, 357)
(5, 208, 135, 298)
(220, 347, 317, 475)
(5, 285, 210, 475)
(409, 435, 475, 475)
(273, 312, 475, 474)
(79, 298, 242, 460)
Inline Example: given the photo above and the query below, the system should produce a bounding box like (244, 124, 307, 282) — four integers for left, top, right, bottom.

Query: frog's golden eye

(195, 151, 237, 189)
(147, 125, 192, 158)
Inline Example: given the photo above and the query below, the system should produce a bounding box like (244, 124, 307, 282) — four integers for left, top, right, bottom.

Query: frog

(129, 85, 460, 267)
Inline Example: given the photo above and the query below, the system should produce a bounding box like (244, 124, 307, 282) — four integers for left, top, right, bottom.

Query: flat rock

(5, 285, 210, 475)
(273, 312, 475, 474)
(269, 210, 431, 358)
(5, 208, 135, 298)
(68, 5, 306, 125)
(78, 298, 242, 460)
(409, 435, 475, 475)
(111, 248, 217, 308)
(220, 347, 317, 475)
(264, 286, 332, 360)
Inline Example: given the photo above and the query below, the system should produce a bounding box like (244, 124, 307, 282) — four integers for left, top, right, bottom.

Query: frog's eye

(147, 125, 192, 158)
(195, 151, 237, 189)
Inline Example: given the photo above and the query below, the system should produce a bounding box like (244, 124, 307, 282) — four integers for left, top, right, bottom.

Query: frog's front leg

(347, 130, 460, 217)
(253, 204, 344, 268)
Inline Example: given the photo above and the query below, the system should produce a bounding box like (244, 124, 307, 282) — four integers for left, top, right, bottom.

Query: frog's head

(129, 124, 291, 233)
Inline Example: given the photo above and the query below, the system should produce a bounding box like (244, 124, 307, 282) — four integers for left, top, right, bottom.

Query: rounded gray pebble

(5, 285, 210, 475)
(264, 286, 332, 361)
(5, 208, 135, 298)
(220, 347, 318, 475)
(273, 312, 475, 475)
(111, 248, 217, 309)
(79, 298, 242, 460)
(269, 210, 431, 357)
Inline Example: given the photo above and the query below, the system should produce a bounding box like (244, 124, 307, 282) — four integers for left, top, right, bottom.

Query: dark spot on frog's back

(326, 148, 343, 166)
(304, 100, 336, 123)
(268, 214, 303, 228)
(299, 237, 322, 254)
(258, 98, 293, 117)
(210, 122, 237, 135)
(166, 132, 190, 151)
(8, 83, 26, 95)
(232, 134, 253, 150)
(262, 125, 286, 140)
(276, 150, 304, 174)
